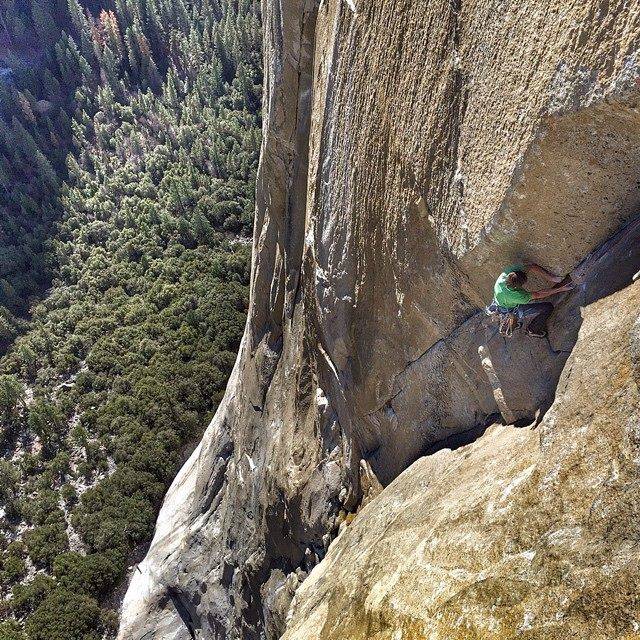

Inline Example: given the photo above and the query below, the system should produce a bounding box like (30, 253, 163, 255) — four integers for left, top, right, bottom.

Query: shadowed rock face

(118, 1, 640, 639)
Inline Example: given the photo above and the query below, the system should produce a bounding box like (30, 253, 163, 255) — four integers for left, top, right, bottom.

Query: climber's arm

(524, 263, 563, 284)
(530, 283, 573, 300)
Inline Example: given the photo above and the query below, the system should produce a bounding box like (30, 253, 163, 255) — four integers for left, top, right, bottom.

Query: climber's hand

(531, 283, 573, 300)
(553, 274, 573, 288)
(526, 263, 563, 285)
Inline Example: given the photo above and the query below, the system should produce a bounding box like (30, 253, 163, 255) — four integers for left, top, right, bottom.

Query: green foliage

(0, 620, 27, 640)
(0, 0, 261, 329)
(0, 0, 260, 636)
(59, 483, 77, 506)
(53, 552, 121, 597)
(19, 489, 65, 526)
(11, 574, 56, 617)
(0, 460, 20, 504)
(25, 589, 102, 640)
(27, 400, 65, 456)
(5, 542, 26, 558)
(0, 553, 26, 585)
(0, 375, 23, 423)
(24, 524, 69, 569)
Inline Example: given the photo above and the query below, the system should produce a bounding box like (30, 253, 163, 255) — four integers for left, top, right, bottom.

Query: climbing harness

(485, 301, 524, 338)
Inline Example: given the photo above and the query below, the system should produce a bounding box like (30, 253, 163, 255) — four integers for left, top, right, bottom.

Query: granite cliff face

(118, 1, 640, 638)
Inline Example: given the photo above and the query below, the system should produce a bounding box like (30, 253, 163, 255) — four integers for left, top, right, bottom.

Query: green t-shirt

(494, 264, 532, 308)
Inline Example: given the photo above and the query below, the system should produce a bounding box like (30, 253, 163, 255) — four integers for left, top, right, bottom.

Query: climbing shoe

(527, 328, 547, 338)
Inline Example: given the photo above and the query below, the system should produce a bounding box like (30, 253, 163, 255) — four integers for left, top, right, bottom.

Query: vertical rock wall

(118, 1, 640, 638)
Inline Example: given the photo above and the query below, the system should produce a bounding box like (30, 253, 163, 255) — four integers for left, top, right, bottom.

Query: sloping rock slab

(283, 281, 640, 640)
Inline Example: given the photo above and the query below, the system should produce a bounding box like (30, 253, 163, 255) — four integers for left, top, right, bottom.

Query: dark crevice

(198, 440, 234, 516)
(168, 587, 200, 640)
(422, 414, 498, 457)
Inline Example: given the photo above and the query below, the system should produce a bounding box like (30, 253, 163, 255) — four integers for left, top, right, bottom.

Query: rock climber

(493, 263, 573, 338)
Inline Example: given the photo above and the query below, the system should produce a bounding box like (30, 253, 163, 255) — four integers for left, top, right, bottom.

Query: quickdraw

(485, 301, 524, 338)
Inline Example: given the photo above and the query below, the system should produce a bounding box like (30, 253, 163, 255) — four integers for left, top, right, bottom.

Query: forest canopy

(0, 0, 261, 637)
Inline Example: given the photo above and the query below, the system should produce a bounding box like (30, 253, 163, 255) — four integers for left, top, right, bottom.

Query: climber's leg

(519, 302, 554, 336)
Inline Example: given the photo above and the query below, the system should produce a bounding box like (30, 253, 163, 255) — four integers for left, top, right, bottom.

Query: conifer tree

(124, 26, 141, 79)
(30, 0, 59, 45)
(34, 150, 60, 190)
(67, 0, 96, 65)
(11, 117, 40, 160)
(43, 70, 63, 102)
